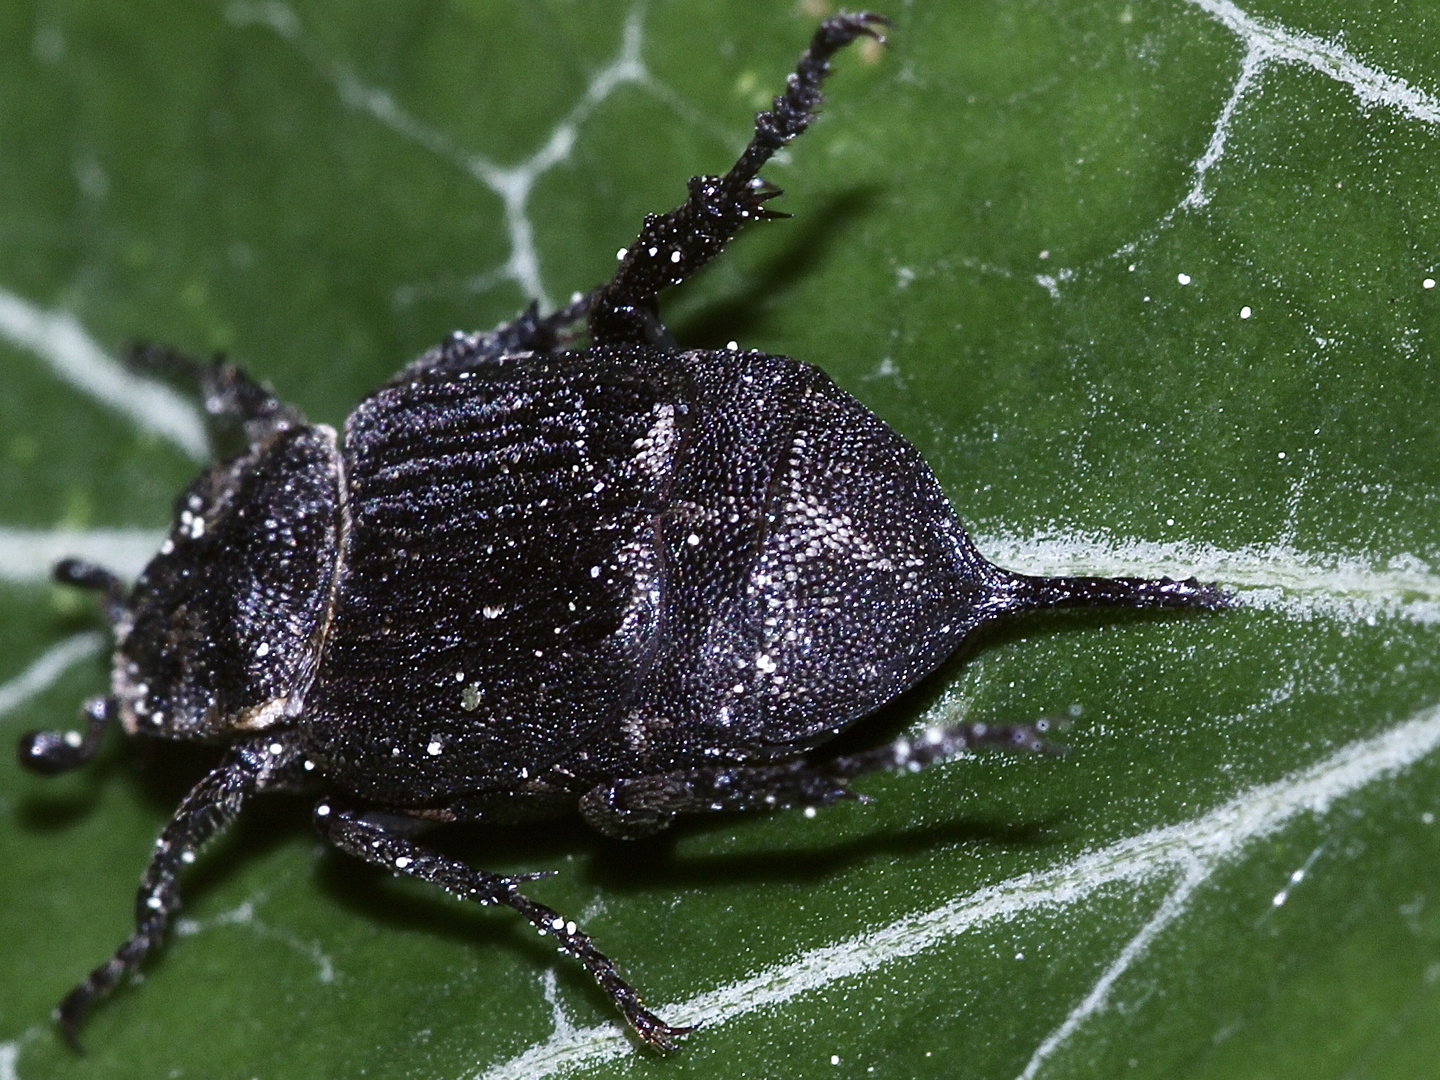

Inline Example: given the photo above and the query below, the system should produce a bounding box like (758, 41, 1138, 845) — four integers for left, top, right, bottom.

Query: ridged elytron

(19, 13, 1226, 1049)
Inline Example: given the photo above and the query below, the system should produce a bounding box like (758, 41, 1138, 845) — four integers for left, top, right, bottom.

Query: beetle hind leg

(314, 803, 694, 1051)
(825, 718, 1064, 777)
(996, 571, 1232, 615)
(587, 12, 889, 346)
(580, 720, 1059, 840)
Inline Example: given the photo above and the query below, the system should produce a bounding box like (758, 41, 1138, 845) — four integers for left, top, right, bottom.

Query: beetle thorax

(115, 425, 345, 739)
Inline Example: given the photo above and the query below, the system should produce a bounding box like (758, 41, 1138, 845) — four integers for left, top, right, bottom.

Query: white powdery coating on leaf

(1179, 46, 1268, 210)
(476, 703, 1440, 1080)
(6, 526, 1436, 629)
(0, 633, 104, 720)
(1020, 704, 1440, 1077)
(1017, 865, 1207, 1080)
(0, 289, 209, 460)
(975, 530, 1440, 627)
(1107, 0, 1440, 245)
(0, 527, 164, 585)
(0, 1028, 41, 1080)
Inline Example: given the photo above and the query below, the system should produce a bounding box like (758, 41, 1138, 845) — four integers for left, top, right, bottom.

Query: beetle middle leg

(492, 293, 592, 353)
(397, 291, 594, 380)
(580, 721, 1059, 840)
(16, 561, 129, 773)
(314, 803, 694, 1051)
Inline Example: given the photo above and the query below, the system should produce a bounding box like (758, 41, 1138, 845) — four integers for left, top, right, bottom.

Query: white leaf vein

(0, 289, 208, 460)
(477, 701, 1440, 1080)
(225, 2, 652, 311)
(5, 8, 1437, 1077)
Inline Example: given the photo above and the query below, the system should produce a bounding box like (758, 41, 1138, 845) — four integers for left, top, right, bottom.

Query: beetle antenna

(54, 557, 129, 626)
(17, 695, 116, 776)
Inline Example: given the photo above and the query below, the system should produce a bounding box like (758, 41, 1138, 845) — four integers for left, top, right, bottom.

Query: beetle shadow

(584, 814, 1060, 892)
(13, 742, 133, 831)
(665, 185, 883, 350)
(295, 604, 1214, 940)
(302, 806, 1066, 1016)
(574, 599, 1228, 893)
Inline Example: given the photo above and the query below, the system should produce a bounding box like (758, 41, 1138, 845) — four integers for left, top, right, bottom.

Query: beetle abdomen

(620, 347, 1001, 764)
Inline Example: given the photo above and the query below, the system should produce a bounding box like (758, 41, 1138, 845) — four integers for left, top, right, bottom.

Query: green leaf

(3, 1, 1438, 1078)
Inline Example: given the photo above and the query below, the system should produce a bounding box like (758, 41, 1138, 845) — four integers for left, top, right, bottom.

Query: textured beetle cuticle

(21, 10, 1229, 1055)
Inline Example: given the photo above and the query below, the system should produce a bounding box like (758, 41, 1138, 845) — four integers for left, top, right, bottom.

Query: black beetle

(18, 13, 1226, 1050)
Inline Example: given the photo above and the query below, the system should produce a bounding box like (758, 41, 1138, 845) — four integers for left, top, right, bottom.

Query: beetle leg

(824, 719, 1064, 776)
(17, 694, 117, 776)
(19, 562, 123, 773)
(995, 571, 1232, 614)
(314, 803, 694, 1051)
(18, 561, 131, 773)
(580, 762, 851, 839)
(587, 12, 890, 346)
(396, 292, 595, 380)
(580, 721, 1060, 839)
(51, 737, 298, 1047)
(53, 557, 129, 626)
(491, 294, 592, 353)
(129, 342, 305, 447)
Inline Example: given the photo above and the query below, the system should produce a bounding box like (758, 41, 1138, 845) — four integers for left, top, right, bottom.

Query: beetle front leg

(587, 13, 889, 346)
(580, 720, 1060, 839)
(53, 558, 128, 626)
(52, 738, 299, 1045)
(129, 342, 304, 447)
(314, 803, 693, 1051)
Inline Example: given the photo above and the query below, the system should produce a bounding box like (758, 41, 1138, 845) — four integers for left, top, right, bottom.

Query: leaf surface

(2, 2, 1438, 1078)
